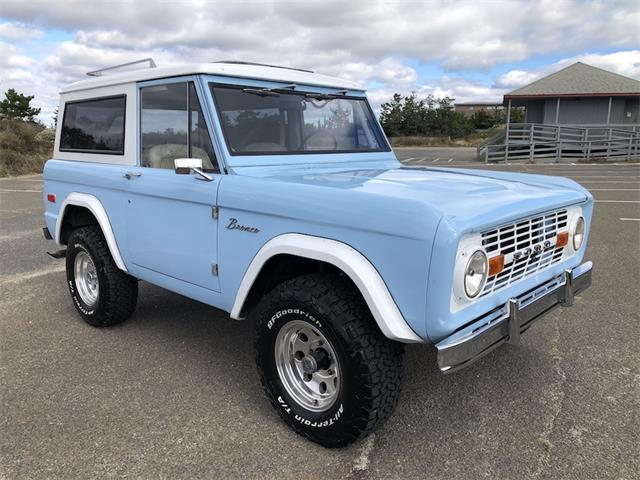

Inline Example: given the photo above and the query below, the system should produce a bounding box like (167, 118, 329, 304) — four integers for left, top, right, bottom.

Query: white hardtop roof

(61, 62, 365, 93)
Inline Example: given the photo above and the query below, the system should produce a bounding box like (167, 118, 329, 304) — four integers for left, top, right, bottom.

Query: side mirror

(174, 158, 203, 174)
(174, 158, 214, 182)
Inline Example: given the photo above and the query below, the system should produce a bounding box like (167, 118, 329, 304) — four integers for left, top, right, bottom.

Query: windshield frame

(209, 81, 391, 158)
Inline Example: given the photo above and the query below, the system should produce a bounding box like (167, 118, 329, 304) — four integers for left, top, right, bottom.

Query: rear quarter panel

(43, 160, 130, 265)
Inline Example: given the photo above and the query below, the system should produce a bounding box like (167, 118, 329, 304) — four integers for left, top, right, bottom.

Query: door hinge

(211, 263, 219, 276)
(211, 206, 219, 220)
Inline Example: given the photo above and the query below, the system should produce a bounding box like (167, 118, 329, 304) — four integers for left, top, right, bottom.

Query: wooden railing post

(504, 99, 512, 163)
(530, 142, 535, 163)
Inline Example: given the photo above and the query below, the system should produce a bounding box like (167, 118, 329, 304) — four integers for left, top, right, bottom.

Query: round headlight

(573, 216, 585, 250)
(464, 250, 488, 298)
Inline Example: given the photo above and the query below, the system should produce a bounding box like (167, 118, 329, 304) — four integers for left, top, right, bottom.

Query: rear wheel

(253, 273, 404, 448)
(66, 225, 138, 327)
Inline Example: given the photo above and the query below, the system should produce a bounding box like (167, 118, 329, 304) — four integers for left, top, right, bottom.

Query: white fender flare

(230, 234, 423, 343)
(56, 192, 128, 272)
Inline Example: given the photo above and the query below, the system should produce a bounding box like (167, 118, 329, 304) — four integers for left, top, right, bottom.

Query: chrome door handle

(123, 171, 142, 180)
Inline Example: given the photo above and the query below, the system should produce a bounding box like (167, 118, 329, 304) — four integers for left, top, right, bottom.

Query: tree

(401, 93, 427, 136)
(379, 92, 475, 139)
(0, 88, 41, 121)
(379, 93, 404, 137)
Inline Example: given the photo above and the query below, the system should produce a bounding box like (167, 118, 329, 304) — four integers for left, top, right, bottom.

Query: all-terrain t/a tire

(65, 225, 138, 327)
(253, 273, 404, 448)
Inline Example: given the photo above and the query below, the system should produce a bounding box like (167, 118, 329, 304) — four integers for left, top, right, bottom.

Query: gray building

(478, 63, 639, 162)
(454, 102, 503, 118)
(504, 62, 640, 127)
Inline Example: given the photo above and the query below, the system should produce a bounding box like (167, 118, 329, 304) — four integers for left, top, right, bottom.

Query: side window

(189, 83, 217, 168)
(60, 96, 126, 154)
(140, 82, 217, 171)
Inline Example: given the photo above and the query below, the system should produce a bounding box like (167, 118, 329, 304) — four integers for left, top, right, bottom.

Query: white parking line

(403, 157, 415, 162)
(447, 158, 453, 163)
(351, 433, 375, 474)
(568, 176, 640, 179)
(579, 181, 640, 184)
(620, 218, 640, 221)
(0, 264, 66, 285)
(489, 163, 640, 167)
(432, 158, 440, 163)
(0, 189, 42, 193)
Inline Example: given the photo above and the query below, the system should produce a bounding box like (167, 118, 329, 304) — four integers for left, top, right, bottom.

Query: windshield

(210, 84, 389, 155)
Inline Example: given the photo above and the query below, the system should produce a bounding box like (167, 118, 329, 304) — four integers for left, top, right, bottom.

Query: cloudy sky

(1, 0, 639, 125)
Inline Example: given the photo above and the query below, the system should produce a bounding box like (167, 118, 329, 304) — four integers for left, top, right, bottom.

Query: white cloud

(0, 1, 638, 124)
(0, 22, 43, 41)
(497, 50, 640, 92)
(0, 42, 58, 124)
(2, 0, 639, 69)
(496, 70, 542, 90)
(554, 50, 640, 79)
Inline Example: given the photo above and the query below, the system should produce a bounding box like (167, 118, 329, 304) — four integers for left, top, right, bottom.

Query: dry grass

(0, 118, 54, 177)
(389, 125, 505, 148)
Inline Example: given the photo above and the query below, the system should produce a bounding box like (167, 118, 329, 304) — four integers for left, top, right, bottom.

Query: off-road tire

(253, 273, 404, 448)
(66, 225, 138, 327)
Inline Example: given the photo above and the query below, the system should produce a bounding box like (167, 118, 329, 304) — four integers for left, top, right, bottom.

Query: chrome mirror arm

(191, 167, 214, 182)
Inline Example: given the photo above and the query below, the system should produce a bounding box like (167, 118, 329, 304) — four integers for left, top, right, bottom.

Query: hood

(260, 165, 590, 231)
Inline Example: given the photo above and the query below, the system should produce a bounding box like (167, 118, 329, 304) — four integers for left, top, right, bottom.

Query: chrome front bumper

(436, 261, 593, 374)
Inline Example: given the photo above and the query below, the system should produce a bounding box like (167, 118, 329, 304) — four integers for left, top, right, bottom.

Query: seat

(242, 142, 285, 152)
(146, 144, 214, 170)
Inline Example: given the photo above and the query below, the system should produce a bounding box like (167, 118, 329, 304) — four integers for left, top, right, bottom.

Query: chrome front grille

(480, 209, 568, 296)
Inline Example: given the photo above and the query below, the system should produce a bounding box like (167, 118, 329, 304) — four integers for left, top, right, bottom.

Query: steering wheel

(302, 130, 338, 151)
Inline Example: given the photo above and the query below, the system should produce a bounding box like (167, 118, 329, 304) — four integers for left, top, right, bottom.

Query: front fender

(230, 233, 424, 343)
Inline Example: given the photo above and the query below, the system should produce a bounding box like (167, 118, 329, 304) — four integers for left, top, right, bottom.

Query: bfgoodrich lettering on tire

(66, 225, 138, 327)
(253, 273, 404, 448)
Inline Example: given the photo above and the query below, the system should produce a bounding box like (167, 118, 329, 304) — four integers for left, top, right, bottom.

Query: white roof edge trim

(61, 63, 365, 93)
(230, 233, 424, 343)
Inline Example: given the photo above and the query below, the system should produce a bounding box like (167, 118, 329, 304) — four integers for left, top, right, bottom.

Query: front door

(125, 80, 221, 291)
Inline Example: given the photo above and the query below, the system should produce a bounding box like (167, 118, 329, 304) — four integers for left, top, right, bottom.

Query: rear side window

(60, 95, 126, 154)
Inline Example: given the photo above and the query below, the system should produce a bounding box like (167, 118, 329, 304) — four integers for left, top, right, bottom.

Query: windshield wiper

(242, 84, 297, 97)
(242, 87, 280, 97)
(305, 89, 349, 100)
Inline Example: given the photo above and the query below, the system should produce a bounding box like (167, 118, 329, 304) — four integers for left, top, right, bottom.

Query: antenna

(86, 58, 157, 77)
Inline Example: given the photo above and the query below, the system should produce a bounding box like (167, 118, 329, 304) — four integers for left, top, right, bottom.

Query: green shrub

(0, 118, 54, 177)
(380, 93, 474, 139)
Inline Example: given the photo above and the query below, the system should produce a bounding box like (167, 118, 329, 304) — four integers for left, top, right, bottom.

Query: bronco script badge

(226, 218, 260, 234)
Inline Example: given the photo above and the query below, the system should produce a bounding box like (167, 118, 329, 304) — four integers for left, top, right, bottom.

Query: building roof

(61, 61, 364, 93)
(504, 62, 640, 99)
(454, 102, 503, 107)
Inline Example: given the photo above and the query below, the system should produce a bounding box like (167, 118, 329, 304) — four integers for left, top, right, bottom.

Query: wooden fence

(477, 123, 640, 163)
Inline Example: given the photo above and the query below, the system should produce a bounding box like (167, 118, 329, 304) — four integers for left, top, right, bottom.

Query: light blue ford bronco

(43, 60, 593, 447)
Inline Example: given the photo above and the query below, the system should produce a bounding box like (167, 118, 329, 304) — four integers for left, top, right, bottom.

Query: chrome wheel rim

(275, 320, 340, 412)
(74, 250, 99, 307)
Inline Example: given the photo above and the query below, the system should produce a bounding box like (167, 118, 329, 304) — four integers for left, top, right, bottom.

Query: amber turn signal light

(488, 255, 504, 276)
(556, 231, 569, 248)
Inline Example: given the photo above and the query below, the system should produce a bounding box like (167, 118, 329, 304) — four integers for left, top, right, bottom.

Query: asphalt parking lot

(1, 150, 639, 479)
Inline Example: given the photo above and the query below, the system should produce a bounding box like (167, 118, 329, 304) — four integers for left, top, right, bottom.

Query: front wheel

(253, 274, 404, 448)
